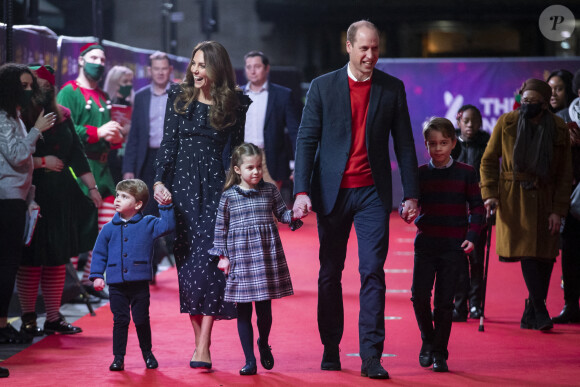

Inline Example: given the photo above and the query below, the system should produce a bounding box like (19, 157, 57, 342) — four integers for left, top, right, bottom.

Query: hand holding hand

(122, 172, 135, 180)
(292, 194, 312, 219)
(401, 199, 418, 223)
(153, 183, 172, 205)
(93, 278, 105, 291)
(34, 109, 57, 132)
(461, 240, 474, 253)
(217, 256, 230, 275)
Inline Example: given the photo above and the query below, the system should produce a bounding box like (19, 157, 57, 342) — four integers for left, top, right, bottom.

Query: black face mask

(520, 103, 544, 119)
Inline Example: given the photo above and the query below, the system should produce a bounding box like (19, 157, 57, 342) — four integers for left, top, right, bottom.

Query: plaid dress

(209, 182, 301, 303)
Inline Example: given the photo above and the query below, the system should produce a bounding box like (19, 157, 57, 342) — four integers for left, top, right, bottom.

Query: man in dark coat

(292, 20, 419, 379)
(242, 50, 300, 189)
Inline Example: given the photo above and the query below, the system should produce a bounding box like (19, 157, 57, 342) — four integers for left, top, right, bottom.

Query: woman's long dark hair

(174, 41, 239, 130)
(223, 143, 262, 191)
(0, 63, 38, 119)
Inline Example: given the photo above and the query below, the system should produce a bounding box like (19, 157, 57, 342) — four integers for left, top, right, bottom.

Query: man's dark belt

(85, 151, 109, 163)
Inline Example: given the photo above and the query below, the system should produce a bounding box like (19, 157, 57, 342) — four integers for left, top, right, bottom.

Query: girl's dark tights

(237, 300, 272, 364)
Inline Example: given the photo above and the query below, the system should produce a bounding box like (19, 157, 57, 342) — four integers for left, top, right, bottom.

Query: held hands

(153, 183, 172, 205)
(292, 195, 312, 219)
(97, 121, 124, 144)
(400, 199, 419, 223)
(217, 256, 230, 275)
(93, 278, 105, 292)
(461, 240, 474, 253)
(484, 198, 499, 218)
(548, 213, 562, 235)
(34, 109, 57, 132)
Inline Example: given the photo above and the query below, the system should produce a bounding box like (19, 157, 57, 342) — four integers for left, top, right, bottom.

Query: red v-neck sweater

(340, 77, 374, 188)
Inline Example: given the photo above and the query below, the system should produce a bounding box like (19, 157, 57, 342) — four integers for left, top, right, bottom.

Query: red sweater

(340, 77, 374, 188)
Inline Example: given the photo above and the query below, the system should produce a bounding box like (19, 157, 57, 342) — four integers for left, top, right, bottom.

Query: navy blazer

(89, 204, 175, 284)
(123, 84, 171, 177)
(254, 82, 301, 181)
(294, 65, 419, 215)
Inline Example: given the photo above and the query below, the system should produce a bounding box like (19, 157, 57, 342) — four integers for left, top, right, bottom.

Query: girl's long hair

(223, 143, 262, 191)
(174, 41, 239, 130)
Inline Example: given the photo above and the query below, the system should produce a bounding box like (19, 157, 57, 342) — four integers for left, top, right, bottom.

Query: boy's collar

(112, 211, 144, 225)
(429, 157, 454, 169)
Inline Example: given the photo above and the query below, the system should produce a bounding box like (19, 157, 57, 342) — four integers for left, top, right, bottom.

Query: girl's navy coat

(89, 204, 175, 284)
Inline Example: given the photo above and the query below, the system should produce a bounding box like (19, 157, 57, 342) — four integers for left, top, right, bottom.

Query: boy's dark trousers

(411, 249, 465, 357)
(109, 281, 152, 357)
(454, 226, 486, 315)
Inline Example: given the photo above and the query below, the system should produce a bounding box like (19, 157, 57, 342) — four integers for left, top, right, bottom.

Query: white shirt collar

(244, 81, 269, 94)
(347, 63, 372, 82)
(429, 157, 454, 169)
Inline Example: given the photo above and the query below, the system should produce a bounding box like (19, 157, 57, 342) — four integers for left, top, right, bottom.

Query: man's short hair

(149, 51, 171, 67)
(422, 117, 456, 141)
(244, 51, 270, 67)
(116, 179, 149, 208)
(346, 20, 379, 44)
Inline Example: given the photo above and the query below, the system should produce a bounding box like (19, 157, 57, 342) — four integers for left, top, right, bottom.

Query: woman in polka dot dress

(153, 41, 251, 369)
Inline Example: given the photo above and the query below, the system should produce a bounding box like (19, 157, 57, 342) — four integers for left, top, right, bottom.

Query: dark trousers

(316, 186, 389, 360)
(561, 212, 580, 304)
(109, 281, 152, 357)
(237, 301, 272, 363)
(0, 199, 26, 317)
(411, 249, 465, 357)
(454, 226, 486, 314)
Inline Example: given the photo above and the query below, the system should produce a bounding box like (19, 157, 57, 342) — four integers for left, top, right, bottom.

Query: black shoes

(43, 317, 82, 335)
(419, 342, 433, 368)
(469, 306, 482, 319)
(552, 303, 580, 324)
(110, 356, 124, 371)
(239, 361, 257, 375)
(0, 366, 8, 378)
(432, 354, 449, 372)
(257, 338, 274, 370)
(0, 323, 32, 344)
(321, 345, 341, 371)
(521, 298, 536, 329)
(143, 351, 158, 369)
(361, 357, 390, 379)
(20, 312, 43, 337)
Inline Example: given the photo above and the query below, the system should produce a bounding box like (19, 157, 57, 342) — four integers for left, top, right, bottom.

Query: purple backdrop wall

(376, 57, 580, 204)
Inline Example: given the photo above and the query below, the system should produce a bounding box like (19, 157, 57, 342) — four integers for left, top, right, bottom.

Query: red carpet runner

(2, 213, 579, 386)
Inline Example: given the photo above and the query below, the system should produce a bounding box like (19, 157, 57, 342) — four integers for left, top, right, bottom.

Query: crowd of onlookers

(0, 23, 579, 379)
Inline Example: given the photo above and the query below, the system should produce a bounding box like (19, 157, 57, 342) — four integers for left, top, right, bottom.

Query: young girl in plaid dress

(209, 143, 302, 375)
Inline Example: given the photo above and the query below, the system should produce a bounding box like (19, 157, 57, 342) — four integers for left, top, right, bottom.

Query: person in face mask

(103, 65, 134, 184)
(16, 64, 103, 337)
(57, 43, 125, 300)
(480, 78, 573, 332)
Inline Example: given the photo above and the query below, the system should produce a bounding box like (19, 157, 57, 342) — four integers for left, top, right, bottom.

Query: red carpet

(2, 213, 580, 386)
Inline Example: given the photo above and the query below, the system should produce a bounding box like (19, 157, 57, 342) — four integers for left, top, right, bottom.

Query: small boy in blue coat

(90, 179, 175, 372)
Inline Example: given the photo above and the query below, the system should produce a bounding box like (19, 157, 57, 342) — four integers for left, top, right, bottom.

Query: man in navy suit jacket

(122, 51, 173, 216)
(293, 21, 420, 379)
(243, 51, 300, 188)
